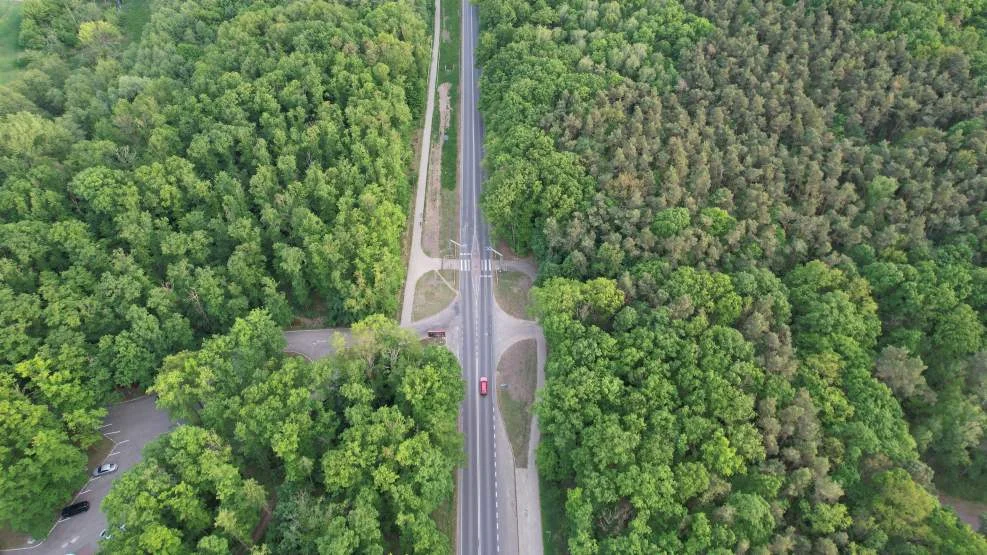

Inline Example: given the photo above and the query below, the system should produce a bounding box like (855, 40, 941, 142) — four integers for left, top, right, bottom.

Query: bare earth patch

(496, 339, 538, 467)
(437, 82, 451, 155)
(287, 314, 325, 330)
(938, 494, 987, 531)
(423, 82, 453, 257)
(494, 270, 533, 320)
(494, 238, 523, 260)
(0, 527, 31, 550)
(412, 269, 457, 321)
(286, 298, 329, 330)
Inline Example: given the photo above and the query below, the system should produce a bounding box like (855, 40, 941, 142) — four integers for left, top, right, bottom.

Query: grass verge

(432, 472, 457, 548)
(413, 269, 457, 321)
(494, 270, 533, 320)
(0, 527, 30, 550)
(440, 185, 458, 255)
(436, 0, 460, 191)
(496, 339, 537, 467)
(0, 0, 22, 85)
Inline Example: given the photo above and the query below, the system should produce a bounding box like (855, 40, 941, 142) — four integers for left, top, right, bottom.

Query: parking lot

(1, 396, 172, 555)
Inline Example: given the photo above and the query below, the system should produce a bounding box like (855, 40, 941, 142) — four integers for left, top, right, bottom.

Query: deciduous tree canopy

(478, 0, 987, 551)
(0, 0, 435, 537)
(132, 312, 461, 554)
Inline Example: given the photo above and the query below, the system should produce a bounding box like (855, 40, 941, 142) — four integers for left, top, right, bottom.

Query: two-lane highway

(459, 0, 499, 553)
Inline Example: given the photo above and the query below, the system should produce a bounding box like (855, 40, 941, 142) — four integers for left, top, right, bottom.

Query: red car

(479, 377, 489, 396)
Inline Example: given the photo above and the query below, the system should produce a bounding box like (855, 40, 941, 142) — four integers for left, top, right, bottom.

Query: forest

(0, 0, 461, 545)
(108, 312, 463, 553)
(476, 0, 987, 552)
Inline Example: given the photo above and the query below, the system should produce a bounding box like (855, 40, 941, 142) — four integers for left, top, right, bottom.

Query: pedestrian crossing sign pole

(449, 239, 465, 286)
(486, 246, 504, 282)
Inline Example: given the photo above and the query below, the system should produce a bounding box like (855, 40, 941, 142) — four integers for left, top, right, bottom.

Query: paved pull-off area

(1, 396, 172, 555)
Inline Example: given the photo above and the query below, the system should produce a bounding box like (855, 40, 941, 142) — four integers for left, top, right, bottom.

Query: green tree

(101, 426, 267, 554)
(0, 373, 88, 537)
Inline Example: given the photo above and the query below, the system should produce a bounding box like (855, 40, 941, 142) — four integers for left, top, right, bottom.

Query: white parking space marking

(104, 430, 120, 435)
(79, 489, 91, 495)
(114, 439, 130, 445)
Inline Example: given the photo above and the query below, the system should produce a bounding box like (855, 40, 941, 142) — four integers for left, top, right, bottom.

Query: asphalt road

(282, 328, 352, 360)
(459, 1, 499, 553)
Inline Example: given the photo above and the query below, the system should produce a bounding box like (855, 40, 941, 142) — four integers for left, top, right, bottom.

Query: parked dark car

(60, 501, 90, 518)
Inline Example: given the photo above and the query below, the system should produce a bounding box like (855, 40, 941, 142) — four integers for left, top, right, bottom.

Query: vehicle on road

(480, 376, 488, 396)
(60, 501, 89, 518)
(92, 463, 118, 477)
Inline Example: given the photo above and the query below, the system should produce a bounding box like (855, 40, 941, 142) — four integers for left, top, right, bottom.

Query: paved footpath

(400, 0, 449, 328)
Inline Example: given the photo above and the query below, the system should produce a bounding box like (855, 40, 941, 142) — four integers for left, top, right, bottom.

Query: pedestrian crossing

(458, 255, 495, 274)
